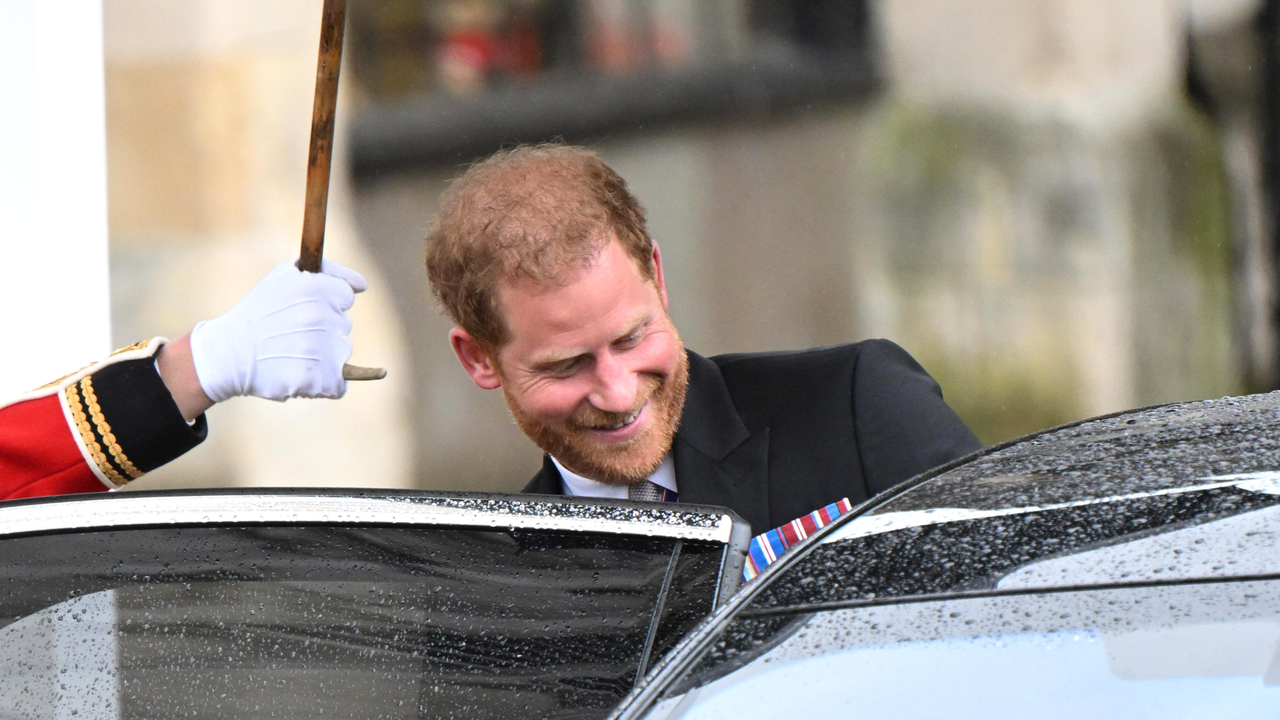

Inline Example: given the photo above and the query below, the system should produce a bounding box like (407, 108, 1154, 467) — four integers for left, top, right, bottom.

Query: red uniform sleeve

(0, 339, 208, 502)
(0, 394, 106, 499)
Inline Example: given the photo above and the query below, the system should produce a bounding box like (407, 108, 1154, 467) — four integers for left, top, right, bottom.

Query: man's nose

(588, 353, 638, 413)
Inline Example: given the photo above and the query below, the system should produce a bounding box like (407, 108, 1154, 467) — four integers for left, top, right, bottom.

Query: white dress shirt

(552, 453, 677, 499)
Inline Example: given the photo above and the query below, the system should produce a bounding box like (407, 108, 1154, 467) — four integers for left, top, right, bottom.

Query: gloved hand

(190, 260, 367, 402)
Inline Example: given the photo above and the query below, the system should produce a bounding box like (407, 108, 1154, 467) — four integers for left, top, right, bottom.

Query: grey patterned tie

(628, 480, 665, 502)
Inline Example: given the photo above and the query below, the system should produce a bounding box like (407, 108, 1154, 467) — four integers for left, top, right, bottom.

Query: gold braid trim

(109, 339, 151, 357)
(79, 376, 144, 480)
(65, 383, 130, 488)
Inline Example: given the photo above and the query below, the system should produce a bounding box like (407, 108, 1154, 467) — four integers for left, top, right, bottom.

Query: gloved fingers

(316, 333, 353, 399)
(253, 357, 348, 400)
(260, 324, 352, 398)
(319, 258, 368, 293)
(191, 259, 362, 404)
(312, 272, 358, 313)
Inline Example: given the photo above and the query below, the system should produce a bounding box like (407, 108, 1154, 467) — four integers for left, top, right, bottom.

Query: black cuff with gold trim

(63, 356, 207, 485)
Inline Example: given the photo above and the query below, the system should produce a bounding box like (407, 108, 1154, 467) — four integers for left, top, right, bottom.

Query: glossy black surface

(663, 580, 1280, 717)
(648, 542, 724, 666)
(889, 392, 1280, 512)
(0, 525, 724, 719)
(751, 484, 1280, 610)
(615, 394, 1280, 720)
(749, 393, 1280, 610)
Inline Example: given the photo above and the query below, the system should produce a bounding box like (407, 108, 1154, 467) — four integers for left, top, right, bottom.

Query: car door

(0, 489, 748, 720)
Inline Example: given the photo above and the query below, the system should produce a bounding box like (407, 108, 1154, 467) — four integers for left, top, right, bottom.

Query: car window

(0, 523, 724, 720)
(643, 579, 1280, 719)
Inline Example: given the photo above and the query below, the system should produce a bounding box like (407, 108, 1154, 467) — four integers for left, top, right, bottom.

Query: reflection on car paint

(671, 631, 1280, 720)
(653, 581, 1280, 720)
(0, 490, 737, 542)
(823, 471, 1280, 545)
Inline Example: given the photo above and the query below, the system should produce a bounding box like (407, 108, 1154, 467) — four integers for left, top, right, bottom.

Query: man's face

(487, 239, 688, 485)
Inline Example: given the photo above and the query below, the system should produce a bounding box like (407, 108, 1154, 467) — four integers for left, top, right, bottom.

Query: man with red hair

(426, 144, 981, 534)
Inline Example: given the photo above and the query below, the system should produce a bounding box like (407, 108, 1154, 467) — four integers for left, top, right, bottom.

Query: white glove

(190, 260, 368, 402)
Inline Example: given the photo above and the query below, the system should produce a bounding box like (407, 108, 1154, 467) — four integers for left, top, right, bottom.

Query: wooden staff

(300, 0, 385, 382)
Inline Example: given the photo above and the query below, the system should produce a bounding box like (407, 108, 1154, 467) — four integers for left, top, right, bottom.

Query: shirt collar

(552, 453, 677, 499)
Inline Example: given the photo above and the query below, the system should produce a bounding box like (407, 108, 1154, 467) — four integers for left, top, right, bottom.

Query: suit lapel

(522, 454, 563, 495)
(674, 351, 771, 534)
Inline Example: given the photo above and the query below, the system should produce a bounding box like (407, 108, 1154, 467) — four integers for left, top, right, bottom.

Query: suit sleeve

(852, 339, 982, 495)
(0, 339, 208, 502)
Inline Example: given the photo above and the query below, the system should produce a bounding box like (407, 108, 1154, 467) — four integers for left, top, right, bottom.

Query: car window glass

(0, 525, 720, 720)
(649, 542, 724, 662)
(645, 579, 1280, 719)
(0, 590, 121, 720)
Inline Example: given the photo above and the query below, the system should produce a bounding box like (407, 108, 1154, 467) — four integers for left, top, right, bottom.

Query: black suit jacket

(522, 340, 982, 534)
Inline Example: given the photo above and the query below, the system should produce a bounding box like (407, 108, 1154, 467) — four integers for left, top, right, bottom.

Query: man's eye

(616, 331, 643, 348)
(544, 359, 582, 376)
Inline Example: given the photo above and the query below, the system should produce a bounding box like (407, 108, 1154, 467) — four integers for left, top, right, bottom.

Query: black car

(612, 392, 1280, 719)
(5, 393, 1280, 719)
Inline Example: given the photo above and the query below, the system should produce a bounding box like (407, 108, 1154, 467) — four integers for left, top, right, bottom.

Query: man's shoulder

(706, 339, 911, 381)
(694, 340, 917, 430)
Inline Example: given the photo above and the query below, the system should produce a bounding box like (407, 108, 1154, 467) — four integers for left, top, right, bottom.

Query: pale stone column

(0, 2, 110, 400)
(851, 0, 1238, 437)
(105, 0, 412, 489)
(881, 0, 1183, 126)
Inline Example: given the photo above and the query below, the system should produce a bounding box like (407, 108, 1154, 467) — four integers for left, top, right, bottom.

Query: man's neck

(552, 454, 676, 499)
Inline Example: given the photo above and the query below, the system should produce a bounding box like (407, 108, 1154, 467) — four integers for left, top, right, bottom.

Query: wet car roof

(886, 391, 1280, 513)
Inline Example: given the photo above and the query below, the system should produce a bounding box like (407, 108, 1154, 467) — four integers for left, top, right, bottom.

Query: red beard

(503, 348, 689, 486)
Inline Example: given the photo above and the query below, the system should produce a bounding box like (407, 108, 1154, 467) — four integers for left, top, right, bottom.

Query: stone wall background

(105, 0, 1264, 492)
(104, 1, 413, 491)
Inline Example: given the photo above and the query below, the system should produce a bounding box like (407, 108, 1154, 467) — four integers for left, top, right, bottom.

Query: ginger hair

(425, 144, 655, 352)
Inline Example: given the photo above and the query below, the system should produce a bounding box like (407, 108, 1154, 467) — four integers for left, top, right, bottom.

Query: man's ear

(450, 327, 502, 390)
(651, 242, 669, 308)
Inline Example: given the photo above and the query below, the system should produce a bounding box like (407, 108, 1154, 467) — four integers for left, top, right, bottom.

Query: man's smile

(581, 402, 650, 442)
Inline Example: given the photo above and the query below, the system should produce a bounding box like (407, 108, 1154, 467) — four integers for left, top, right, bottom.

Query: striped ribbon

(743, 498, 854, 582)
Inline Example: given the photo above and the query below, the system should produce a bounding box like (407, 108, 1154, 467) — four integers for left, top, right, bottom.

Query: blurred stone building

(104, 0, 1264, 492)
(856, 0, 1244, 440)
